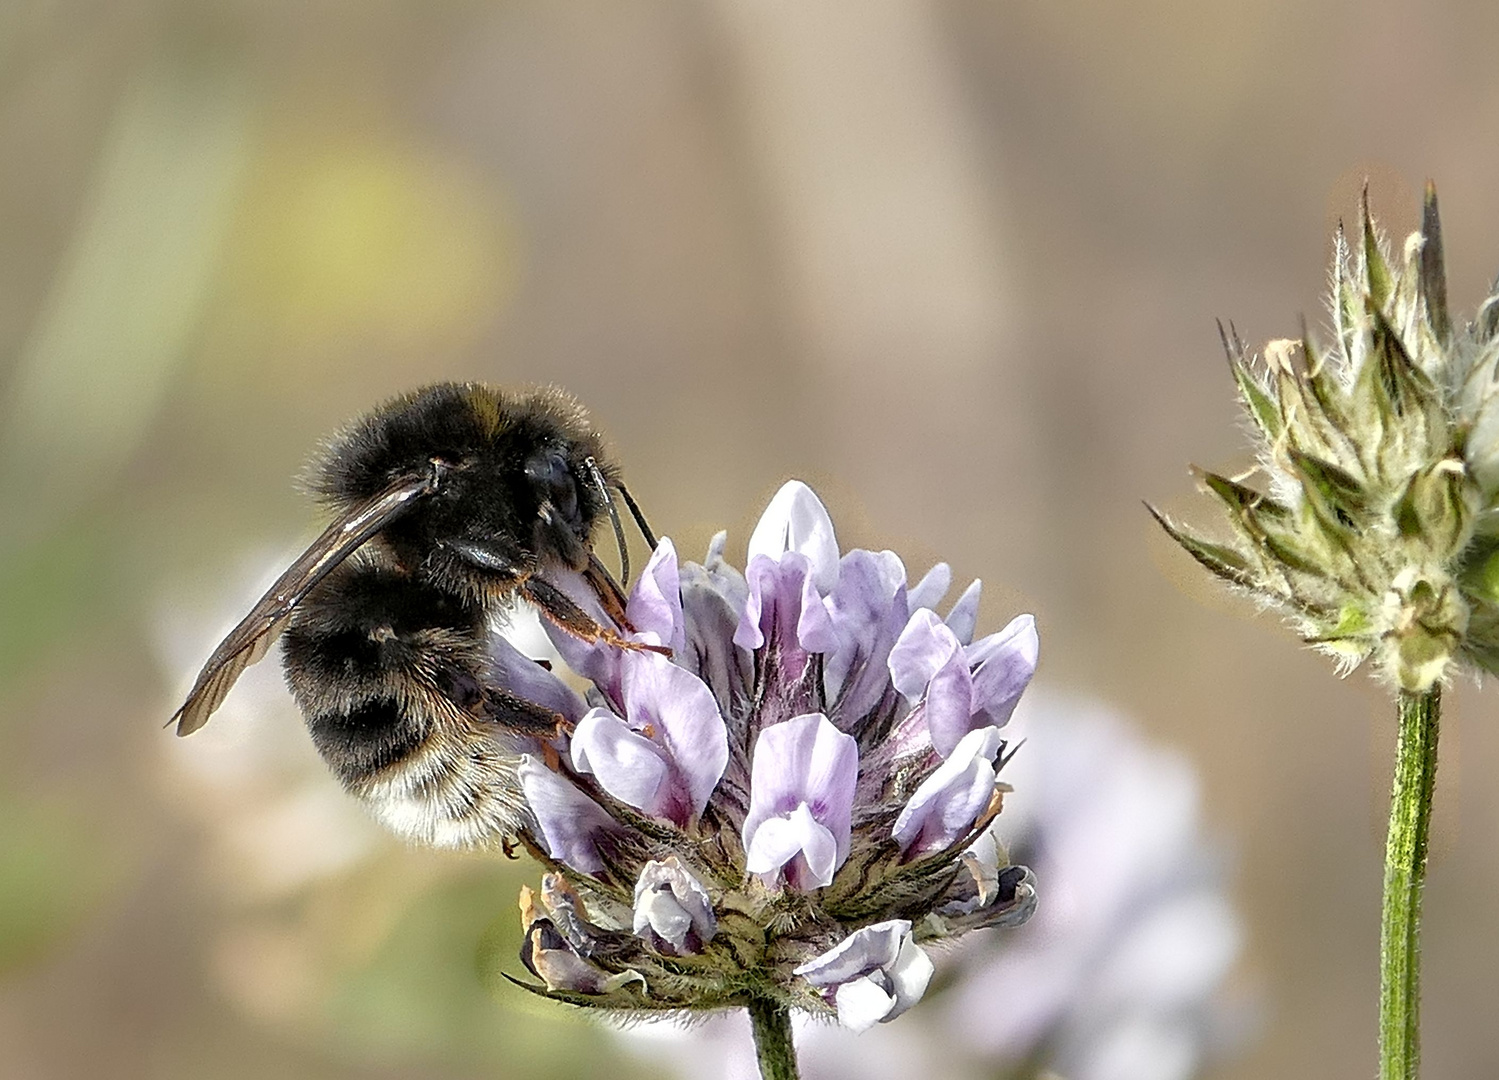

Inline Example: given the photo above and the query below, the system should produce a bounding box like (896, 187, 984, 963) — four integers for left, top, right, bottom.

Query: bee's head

(312, 383, 614, 598)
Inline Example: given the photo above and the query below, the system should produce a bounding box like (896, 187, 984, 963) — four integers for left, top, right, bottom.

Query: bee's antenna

(585, 456, 631, 584)
(613, 481, 658, 550)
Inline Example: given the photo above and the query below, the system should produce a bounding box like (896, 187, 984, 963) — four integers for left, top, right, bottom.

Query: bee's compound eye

(525, 449, 579, 521)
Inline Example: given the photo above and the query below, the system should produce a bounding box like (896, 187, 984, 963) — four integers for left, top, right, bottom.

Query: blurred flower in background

(152, 551, 648, 1079)
(619, 692, 1249, 1080)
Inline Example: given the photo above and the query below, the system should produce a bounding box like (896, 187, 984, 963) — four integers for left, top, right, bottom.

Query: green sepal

(1192, 467, 1290, 527)
(1458, 535, 1499, 605)
(1286, 448, 1367, 529)
(1366, 301, 1440, 420)
(1146, 504, 1261, 590)
(1220, 321, 1283, 442)
(1392, 458, 1468, 550)
(1302, 329, 1352, 437)
(1333, 226, 1363, 369)
(1362, 188, 1393, 308)
(1420, 181, 1452, 343)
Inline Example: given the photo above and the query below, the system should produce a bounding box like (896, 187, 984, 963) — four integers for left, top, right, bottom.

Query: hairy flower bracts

(503, 481, 1038, 1032)
(1154, 186, 1499, 692)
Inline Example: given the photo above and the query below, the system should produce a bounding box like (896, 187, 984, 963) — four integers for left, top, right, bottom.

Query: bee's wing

(171, 471, 438, 736)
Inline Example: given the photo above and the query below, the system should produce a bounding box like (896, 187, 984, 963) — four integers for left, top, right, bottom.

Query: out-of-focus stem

(1380, 687, 1441, 1080)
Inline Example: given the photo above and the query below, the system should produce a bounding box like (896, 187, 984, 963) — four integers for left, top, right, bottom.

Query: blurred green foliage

(326, 867, 642, 1080)
(0, 797, 113, 973)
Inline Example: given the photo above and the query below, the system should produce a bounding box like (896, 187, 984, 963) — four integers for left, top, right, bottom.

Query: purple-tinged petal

(627, 538, 686, 655)
(891, 726, 1004, 858)
(632, 856, 717, 954)
(679, 560, 752, 714)
(736, 552, 830, 660)
(488, 634, 586, 726)
(888, 608, 960, 699)
(518, 755, 614, 874)
(796, 919, 909, 986)
(570, 708, 670, 815)
(747, 480, 840, 592)
(907, 562, 952, 612)
(967, 613, 1039, 729)
(734, 554, 778, 651)
(744, 803, 840, 889)
(796, 561, 838, 653)
(888, 609, 974, 758)
(823, 549, 909, 723)
(795, 920, 934, 1031)
(742, 713, 858, 890)
(622, 652, 728, 821)
(703, 530, 749, 611)
(944, 578, 983, 646)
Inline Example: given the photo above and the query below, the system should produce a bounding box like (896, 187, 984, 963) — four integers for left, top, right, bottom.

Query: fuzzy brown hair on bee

(169, 382, 661, 847)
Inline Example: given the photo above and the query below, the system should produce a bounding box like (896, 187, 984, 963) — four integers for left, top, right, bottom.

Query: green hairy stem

(1380, 687, 1441, 1080)
(748, 998, 801, 1080)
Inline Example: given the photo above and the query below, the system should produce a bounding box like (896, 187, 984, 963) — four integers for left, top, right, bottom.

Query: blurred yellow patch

(221, 121, 516, 358)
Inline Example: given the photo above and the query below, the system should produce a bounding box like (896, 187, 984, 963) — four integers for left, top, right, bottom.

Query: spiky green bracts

(1155, 185, 1499, 692)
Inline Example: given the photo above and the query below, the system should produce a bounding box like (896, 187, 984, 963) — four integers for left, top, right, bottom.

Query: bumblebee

(171, 383, 659, 846)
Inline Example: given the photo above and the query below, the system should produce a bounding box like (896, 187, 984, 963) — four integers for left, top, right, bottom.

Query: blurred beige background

(2, 1, 1498, 1078)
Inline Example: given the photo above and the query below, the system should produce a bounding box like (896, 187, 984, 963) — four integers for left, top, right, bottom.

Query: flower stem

(747, 997, 800, 1080)
(1380, 686, 1441, 1080)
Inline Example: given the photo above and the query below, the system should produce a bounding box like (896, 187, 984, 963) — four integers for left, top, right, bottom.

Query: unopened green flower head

(1156, 184, 1499, 693)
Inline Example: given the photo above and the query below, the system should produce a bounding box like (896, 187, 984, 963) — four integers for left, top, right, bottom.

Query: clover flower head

(612, 695, 1247, 1080)
(1156, 185, 1499, 691)
(505, 481, 1038, 1025)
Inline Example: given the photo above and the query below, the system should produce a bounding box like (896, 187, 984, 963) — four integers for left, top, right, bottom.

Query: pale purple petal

(823, 549, 909, 722)
(944, 578, 983, 646)
(488, 634, 586, 725)
(627, 538, 686, 655)
(968, 613, 1039, 729)
(746, 480, 840, 592)
(518, 755, 614, 874)
(907, 562, 952, 612)
(703, 530, 749, 611)
(632, 857, 717, 954)
(796, 560, 838, 653)
(744, 803, 840, 889)
(888, 609, 975, 758)
(735, 552, 831, 659)
(622, 652, 728, 820)
(570, 708, 670, 814)
(891, 726, 1004, 858)
(795, 919, 910, 986)
(795, 920, 933, 1031)
(679, 560, 752, 713)
(742, 713, 858, 889)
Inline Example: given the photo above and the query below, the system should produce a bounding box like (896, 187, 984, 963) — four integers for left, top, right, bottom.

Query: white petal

(744, 802, 839, 887)
(883, 937, 935, 1021)
(746, 480, 840, 592)
(834, 975, 898, 1033)
(794, 919, 911, 985)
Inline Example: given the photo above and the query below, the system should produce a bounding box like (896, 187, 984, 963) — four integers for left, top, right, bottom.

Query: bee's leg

(583, 553, 632, 629)
(437, 663, 572, 738)
(523, 576, 672, 657)
(438, 665, 565, 736)
(481, 686, 570, 737)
